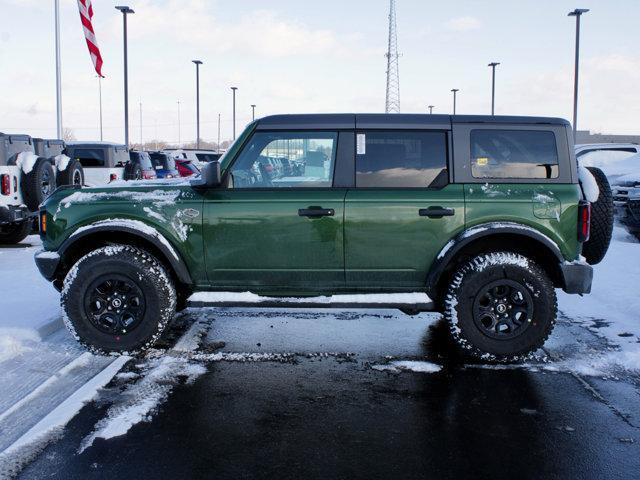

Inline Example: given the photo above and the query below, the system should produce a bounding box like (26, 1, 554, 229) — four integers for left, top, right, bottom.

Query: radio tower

(385, 0, 401, 113)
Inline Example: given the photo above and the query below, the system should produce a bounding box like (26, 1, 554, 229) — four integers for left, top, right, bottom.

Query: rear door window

(355, 131, 447, 188)
(70, 148, 106, 167)
(470, 130, 559, 179)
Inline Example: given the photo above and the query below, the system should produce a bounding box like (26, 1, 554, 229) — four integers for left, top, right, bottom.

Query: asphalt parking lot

(15, 307, 640, 480)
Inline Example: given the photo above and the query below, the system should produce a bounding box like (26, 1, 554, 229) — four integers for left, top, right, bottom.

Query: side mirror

(191, 161, 221, 189)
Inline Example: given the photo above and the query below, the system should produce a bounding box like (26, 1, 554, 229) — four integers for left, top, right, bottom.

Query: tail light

(39, 210, 47, 234)
(110, 173, 118, 182)
(1, 174, 10, 195)
(578, 200, 591, 242)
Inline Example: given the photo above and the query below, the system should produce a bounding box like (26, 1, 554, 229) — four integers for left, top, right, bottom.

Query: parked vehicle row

(0, 134, 204, 245)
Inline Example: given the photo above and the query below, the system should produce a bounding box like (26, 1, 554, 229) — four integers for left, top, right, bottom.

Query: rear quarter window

(471, 129, 559, 179)
(70, 148, 106, 167)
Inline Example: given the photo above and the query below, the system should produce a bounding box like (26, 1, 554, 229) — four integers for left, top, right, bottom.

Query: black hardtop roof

(66, 141, 127, 149)
(33, 137, 65, 145)
(256, 113, 570, 130)
(0, 132, 33, 143)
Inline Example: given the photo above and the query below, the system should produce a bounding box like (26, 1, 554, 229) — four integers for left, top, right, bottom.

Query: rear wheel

(0, 221, 31, 245)
(444, 252, 556, 361)
(61, 245, 176, 354)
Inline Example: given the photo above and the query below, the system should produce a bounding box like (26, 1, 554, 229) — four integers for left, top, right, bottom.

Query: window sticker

(357, 134, 366, 155)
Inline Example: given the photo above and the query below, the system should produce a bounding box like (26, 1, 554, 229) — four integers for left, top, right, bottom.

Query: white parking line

(0, 355, 129, 459)
(0, 352, 93, 425)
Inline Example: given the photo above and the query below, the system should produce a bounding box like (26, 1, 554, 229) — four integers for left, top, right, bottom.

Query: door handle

(298, 207, 335, 218)
(419, 207, 455, 218)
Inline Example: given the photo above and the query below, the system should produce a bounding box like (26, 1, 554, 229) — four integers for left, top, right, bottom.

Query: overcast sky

(0, 0, 638, 144)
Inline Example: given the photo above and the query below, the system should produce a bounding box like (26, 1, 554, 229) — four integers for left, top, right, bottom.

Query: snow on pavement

(0, 236, 61, 362)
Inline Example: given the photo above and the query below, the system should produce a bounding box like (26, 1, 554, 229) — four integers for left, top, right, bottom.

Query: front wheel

(61, 245, 176, 354)
(444, 252, 557, 361)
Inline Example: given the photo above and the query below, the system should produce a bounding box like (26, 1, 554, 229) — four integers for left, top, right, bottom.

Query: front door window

(228, 132, 337, 188)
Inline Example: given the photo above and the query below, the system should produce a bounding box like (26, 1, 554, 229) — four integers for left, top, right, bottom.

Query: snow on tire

(444, 252, 557, 362)
(61, 245, 176, 355)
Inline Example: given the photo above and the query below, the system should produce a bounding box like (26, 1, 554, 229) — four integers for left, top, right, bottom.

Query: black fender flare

(58, 220, 193, 285)
(425, 222, 564, 297)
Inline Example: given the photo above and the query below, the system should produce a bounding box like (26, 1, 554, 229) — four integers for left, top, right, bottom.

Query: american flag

(77, 0, 103, 77)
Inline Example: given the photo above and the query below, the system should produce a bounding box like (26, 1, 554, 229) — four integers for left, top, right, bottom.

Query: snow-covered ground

(0, 230, 638, 477)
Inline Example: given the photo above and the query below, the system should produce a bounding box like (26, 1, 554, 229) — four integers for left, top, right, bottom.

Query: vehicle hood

(42, 178, 198, 213)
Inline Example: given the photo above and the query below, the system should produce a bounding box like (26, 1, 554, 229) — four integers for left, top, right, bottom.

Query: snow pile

(582, 152, 640, 178)
(53, 154, 71, 172)
(371, 360, 442, 374)
(14, 152, 39, 175)
(0, 328, 39, 363)
(189, 291, 432, 305)
(578, 165, 600, 202)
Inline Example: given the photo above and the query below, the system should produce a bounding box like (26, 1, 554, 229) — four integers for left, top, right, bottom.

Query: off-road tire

(0, 221, 31, 245)
(56, 159, 84, 187)
(444, 252, 557, 362)
(22, 158, 55, 211)
(582, 166, 613, 265)
(124, 162, 142, 180)
(61, 245, 176, 355)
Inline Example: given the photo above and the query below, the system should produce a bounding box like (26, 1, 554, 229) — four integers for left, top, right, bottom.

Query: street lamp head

(115, 6, 135, 14)
(451, 89, 459, 93)
(251, 104, 256, 108)
(488, 62, 500, 67)
(231, 87, 238, 91)
(192, 60, 203, 65)
(568, 8, 589, 16)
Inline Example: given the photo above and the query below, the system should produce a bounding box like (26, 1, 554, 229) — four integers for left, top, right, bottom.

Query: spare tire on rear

(56, 159, 84, 187)
(581, 166, 613, 265)
(124, 162, 142, 180)
(21, 157, 55, 212)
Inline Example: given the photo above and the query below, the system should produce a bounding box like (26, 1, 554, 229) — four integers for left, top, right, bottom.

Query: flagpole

(54, 0, 63, 139)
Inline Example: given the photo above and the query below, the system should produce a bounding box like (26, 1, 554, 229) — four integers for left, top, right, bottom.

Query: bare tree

(63, 128, 76, 142)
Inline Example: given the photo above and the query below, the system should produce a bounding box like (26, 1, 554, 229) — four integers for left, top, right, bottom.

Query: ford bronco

(34, 114, 613, 360)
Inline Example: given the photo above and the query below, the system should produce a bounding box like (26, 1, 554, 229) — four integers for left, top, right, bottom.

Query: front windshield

(220, 121, 258, 172)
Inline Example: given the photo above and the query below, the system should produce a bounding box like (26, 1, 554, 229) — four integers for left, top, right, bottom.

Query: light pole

(231, 87, 238, 140)
(451, 89, 459, 115)
(54, 0, 63, 139)
(177, 100, 181, 147)
(251, 104, 256, 121)
(217, 113, 221, 152)
(192, 60, 203, 148)
(115, 6, 135, 148)
(568, 8, 589, 140)
(488, 62, 500, 115)
(428, 105, 434, 114)
(97, 75, 103, 141)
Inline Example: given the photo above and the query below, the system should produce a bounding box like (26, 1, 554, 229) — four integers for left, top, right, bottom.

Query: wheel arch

(54, 224, 193, 295)
(426, 223, 565, 308)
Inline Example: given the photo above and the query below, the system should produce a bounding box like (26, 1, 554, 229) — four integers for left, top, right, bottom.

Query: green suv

(34, 114, 611, 360)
